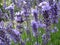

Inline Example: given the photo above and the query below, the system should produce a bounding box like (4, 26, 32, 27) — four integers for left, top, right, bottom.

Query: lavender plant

(0, 0, 60, 45)
(39, 2, 52, 45)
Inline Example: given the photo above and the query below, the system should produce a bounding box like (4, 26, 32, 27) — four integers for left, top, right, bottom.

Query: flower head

(15, 12, 24, 23)
(31, 20, 38, 33)
(39, 1, 51, 11)
(31, 8, 38, 21)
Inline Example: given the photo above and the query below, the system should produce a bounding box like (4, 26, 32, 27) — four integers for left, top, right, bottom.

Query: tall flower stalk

(0, 21, 10, 45)
(15, 12, 25, 45)
(6, 22, 21, 44)
(31, 20, 39, 45)
(21, 1, 32, 44)
(39, 2, 51, 45)
(5, 3, 15, 28)
(32, 8, 38, 22)
(49, 0, 58, 32)
(0, 29, 10, 45)
(15, 12, 24, 33)
(49, 0, 58, 24)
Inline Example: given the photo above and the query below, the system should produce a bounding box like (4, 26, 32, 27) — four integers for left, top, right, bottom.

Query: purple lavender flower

(31, 20, 38, 34)
(23, 8, 29, 17)
(15, 12, 24, 23)
(49, 0, 58, 24)
(31, 20, 39, 45)
(6, 28, 21, 43)
(16, 0, 23, 8)
(32, 8, 38, 21)
(51, 3, 58, 24)
(39, 22, 46, 28)
(5, 3, 15, 20)
(21, 1, 31, 17)
(49, 0, 54, 5)
(39, 2, 51, 45)
(26, 0, 31, 9)
(10, 9, 14, 20)
(0, 29, 10, 45)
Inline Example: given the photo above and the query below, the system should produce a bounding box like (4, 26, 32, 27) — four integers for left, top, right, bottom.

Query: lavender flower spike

(31, 20, 38, 34)
(31, 20, 39, 45)
(32, 8, 38, 21)
(39, 2, 51, 45)
(15, 12, 24, 23)
(0, 29, 10, 45)
(38, 1, 51, 11)
(5, 3, 15, 20)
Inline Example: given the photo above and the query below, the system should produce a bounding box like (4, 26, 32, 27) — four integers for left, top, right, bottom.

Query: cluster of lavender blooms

(0, 0, 59, 45)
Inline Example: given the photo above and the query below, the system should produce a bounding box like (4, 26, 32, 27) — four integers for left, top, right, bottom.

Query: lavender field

(0, 0, 60, 45)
